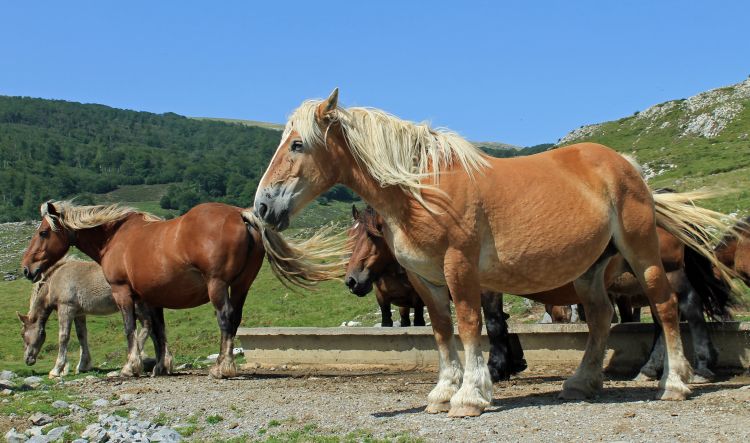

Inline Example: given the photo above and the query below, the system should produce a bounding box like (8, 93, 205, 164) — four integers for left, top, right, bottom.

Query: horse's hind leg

(678, 280, 717, 382)
(377, 293, 393, 327)
(74, 316, 93, 374)
(50, 308, 73, 378)
(616, 230, 691, 400)
(560, 255, 614, 400)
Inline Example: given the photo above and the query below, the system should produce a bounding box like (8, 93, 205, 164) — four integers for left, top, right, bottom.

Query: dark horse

(346, 205, 426, 327)
(345, 205, 526, 381)
(21, 201, 344, 378)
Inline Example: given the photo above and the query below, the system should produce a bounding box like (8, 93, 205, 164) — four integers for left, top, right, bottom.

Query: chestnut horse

(715, 216, 750, 287)
(345, 204, 527, 381)
(21, 201, 343, 378)
(254, 89, 728, 416)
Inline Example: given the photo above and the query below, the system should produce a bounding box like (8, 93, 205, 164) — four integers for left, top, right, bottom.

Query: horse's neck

(29, 293, 54, 324)
(73, 219, 129, 263)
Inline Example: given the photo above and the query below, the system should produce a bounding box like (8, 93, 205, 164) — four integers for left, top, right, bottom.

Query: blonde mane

(42, 200, 162, 231)
(286, 100, 489, 205)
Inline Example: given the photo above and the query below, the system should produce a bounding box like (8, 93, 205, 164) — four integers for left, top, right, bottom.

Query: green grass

(249, 424, 423, 443)
(206, 415, 224, 425)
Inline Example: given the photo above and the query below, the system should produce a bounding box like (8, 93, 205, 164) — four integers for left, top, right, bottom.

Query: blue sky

(1, 1, 748, 146)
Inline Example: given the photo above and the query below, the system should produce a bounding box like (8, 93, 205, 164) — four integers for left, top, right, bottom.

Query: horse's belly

(133, 270, 209, 309)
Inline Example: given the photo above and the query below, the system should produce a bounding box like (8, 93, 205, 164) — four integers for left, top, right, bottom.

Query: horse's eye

(39, 230, 49, 238)
(290, 140, 304, 153)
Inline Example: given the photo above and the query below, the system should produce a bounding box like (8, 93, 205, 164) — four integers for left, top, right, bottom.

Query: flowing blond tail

(242, 210, 350, 289)
(652, 190, 742, 295)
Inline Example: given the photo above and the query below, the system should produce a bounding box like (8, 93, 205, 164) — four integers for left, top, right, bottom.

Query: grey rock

(51, 400, 69, 409)
(44, 426, 68, 442)
(26, 436, 49, 443)
(105, 371, 119, 378)
(29, 412, 53, 426)
(71, 440, 88, 443)
(119, 393, 135, 402)
(5, 428, 28, 443)
(23, 376, 43, 387)
(0, 370, 16, 380)
(24, 427, 43, 437)
(150, 428, 181, 442)
(69, 404, 87, 413)
(92, 398, 109, 408)
(1, 388, 13, 395)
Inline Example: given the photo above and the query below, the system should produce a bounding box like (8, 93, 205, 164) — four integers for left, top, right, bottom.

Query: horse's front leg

(376, 291, 393, 327)
(73, 316, 93, 373)
(482, 291, 520, 382)
(678, 283, 717, 383)
(208, 278, 247, 379)
(144, 306, 171, 376)
(410, 275, 462, 413)
(114, 286, 142, 377)
(49, 308, 73, 378)
(444, 249, 492, 417)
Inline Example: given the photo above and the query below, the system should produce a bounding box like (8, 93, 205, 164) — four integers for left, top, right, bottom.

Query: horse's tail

(652, 190, 743, 300)
(241, 210, 349, 289)
(683, 244, 737, 320)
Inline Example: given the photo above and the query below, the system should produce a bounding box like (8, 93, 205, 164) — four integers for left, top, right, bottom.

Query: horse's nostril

(345, 276, 356, 288)
(258, 203, 268, 218)
(23, 267, 29, 278)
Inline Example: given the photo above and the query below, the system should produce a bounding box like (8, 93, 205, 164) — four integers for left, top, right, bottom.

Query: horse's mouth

(24, 267, 43, 283)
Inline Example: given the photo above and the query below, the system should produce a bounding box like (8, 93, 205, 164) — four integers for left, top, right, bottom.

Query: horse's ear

(316, 87, 339, 120)
(16, 312, 29, 325)
(40, 201, 59, 218)
(351, 204, 359, 221)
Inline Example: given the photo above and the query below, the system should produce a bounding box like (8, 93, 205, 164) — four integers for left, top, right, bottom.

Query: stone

(26, 435, 49, 443)
(1, 389, 13, 395)
(0, 370, 16, 380)
(25, 427, 44, 437)
(69, 404, 87, 413)
(206, 354, 219, 361)
(23, 376, 43, 387)
(105, 371, 120, 378)
(119, 393, 135, 402)
(29, 412, 53, 426)
(51, 400, 69, 409)
(44, 426, 68, 442)
(92, 398, 109, 408)
(5, 428, 28, 443)
(150, 428, 182, 442)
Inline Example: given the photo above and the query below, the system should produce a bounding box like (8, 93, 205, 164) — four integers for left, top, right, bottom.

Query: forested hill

(0, 95, 283, 221)
(0, 95, 547, 222)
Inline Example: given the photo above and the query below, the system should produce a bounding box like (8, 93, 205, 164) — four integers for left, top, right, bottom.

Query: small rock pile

(80, 414, 182, 443)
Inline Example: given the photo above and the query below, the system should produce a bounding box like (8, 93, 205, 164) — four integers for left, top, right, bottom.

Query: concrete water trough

(237, 322, 750, 373)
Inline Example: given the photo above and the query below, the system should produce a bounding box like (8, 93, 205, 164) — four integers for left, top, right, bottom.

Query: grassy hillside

(558, 78, 750, 214)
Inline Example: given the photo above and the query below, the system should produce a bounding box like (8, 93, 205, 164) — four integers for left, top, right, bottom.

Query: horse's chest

(385, 227, 445, 284)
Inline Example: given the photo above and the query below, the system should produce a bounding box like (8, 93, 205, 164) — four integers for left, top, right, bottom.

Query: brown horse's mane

(43, 200, 162, 232)
(354, 205, 382, 237)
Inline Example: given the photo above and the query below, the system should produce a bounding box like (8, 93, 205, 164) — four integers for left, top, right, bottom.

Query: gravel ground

(74, 364, 750, 442)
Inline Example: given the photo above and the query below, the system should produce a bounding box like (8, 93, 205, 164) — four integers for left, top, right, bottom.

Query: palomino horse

(254, 89, 725, 416)
(346, 205, 425, 327)
(17, 257, 166, 378)
(22, 201, 343, 378)
(345, 204, 527, 381)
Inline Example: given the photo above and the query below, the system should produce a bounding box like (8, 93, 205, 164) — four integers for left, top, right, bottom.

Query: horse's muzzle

(255, 188, 291, 231)
(25, 354, 36, 366)
(23, 266, 41, 282)
(346, 276, 373, 297)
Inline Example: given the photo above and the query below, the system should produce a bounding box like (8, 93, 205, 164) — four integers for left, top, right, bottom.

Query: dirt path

(74, 365, 750, 442)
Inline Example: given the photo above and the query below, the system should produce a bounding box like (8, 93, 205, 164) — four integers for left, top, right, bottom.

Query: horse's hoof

(447, 404, 484, 417)
(425, 401, 451, 413)
(48, 372, 60, 379)
(690, 372, 713, 384)
(633, 372, 657, 382)
(558, 387, 590, 401)
(656, 388, 688, 401)
(209, 363, 237, 379)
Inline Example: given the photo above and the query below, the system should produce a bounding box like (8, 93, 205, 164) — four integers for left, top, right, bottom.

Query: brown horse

(21, 201, 344, 378)
(346, 204, 527, 381)
(253, 89, 730, 416)
(346, 205, 425, 327)
(715, 216, 750, 286)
